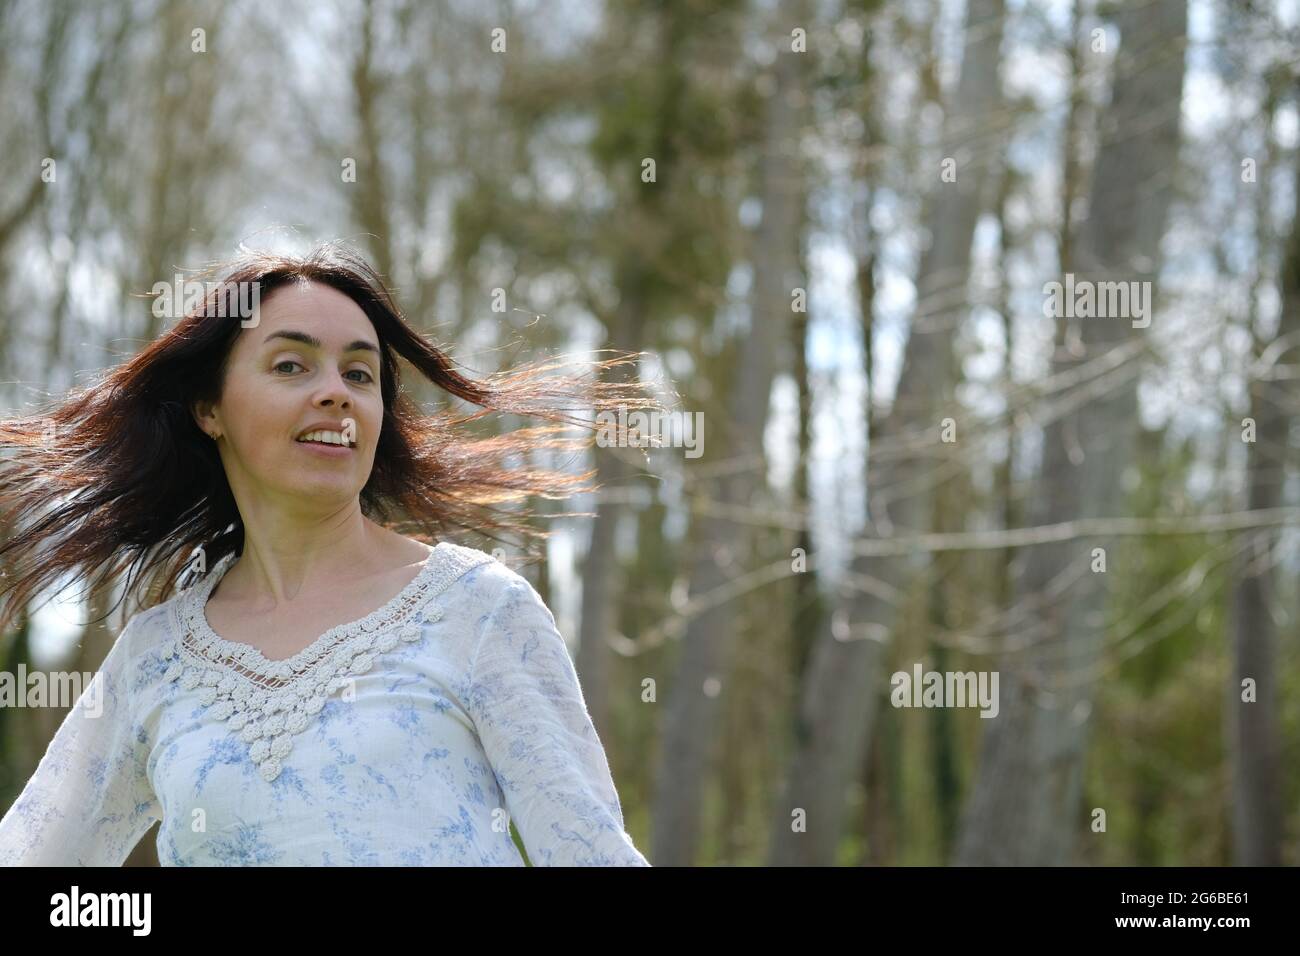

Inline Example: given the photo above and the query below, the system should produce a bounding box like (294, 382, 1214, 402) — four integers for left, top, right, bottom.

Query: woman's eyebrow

(262, 329, 379, 355)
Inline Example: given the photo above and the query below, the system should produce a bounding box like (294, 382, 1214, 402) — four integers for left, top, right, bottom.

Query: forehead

(241, 281, 377, 351)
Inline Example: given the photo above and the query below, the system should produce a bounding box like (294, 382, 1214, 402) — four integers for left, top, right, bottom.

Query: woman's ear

(191, 400, 221, 440)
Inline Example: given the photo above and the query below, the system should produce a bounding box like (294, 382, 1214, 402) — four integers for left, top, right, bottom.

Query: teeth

(297, 430, 351, 446)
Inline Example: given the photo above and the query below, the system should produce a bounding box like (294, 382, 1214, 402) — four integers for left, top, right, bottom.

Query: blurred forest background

(0, 0, 1297, 866)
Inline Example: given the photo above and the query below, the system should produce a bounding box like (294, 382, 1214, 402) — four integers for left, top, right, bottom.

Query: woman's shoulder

(423, 541, 549, 615)
(90, 600, 178, 690)
(117, 600, 177, 656)
(426, 541, 514, 602)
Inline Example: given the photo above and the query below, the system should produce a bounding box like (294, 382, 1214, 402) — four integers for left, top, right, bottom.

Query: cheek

(352, 401, 383, 440)
(223, 384, 294, 452)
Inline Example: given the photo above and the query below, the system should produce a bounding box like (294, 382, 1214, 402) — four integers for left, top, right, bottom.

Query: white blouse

(0, 542, 650, 866)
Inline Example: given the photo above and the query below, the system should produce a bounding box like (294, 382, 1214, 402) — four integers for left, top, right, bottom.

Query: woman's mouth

(294, 429, 356, 457)
(295, 439, 353, 457)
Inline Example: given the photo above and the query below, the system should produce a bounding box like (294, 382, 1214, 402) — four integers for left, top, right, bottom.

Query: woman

(0, 243, 656, 866)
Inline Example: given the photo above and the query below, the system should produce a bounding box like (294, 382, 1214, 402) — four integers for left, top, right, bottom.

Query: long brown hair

(0, 242, 663, 634)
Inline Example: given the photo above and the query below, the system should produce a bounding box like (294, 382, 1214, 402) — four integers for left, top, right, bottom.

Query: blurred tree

(954, 0, 1190, 866)
(1226, 73, 1296, 867)
(770, 0, 1007, 866)
(652, 0, 811, 866)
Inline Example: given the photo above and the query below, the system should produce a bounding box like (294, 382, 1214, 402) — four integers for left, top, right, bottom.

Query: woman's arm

(0, 613, 161, 866)
(466, 571, 650, 866)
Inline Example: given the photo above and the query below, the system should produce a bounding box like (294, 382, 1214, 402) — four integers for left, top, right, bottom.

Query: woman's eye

(273, 362, 372, 384)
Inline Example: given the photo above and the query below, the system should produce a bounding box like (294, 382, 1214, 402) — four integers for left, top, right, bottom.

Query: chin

(284, 471, 362, 496)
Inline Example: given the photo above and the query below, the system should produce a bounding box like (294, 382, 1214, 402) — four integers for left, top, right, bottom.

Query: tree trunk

(576, 292, 644, 739)
(953, 0, 1189, 866)
(1225, 112, 1298, 867)
(350, 0, 395, 284)
(767, 0, 1006, 866)
(651, 12, 808, 865)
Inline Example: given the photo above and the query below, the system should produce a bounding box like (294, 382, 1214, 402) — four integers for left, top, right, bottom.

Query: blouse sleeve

(0, 613, 161, 866)
(465, 573, 650, 866)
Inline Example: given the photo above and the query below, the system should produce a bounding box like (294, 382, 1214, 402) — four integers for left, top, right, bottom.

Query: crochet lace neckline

(161, 541, 494, 782)
(180, 543, 446, 673)
(187, 541, 441, 671)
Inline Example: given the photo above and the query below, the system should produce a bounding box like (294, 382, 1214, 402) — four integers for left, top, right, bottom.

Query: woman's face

(192, 281, 384, 512)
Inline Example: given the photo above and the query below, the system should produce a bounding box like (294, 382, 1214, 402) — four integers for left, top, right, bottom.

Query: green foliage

(1087, 430, 1231, 864)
